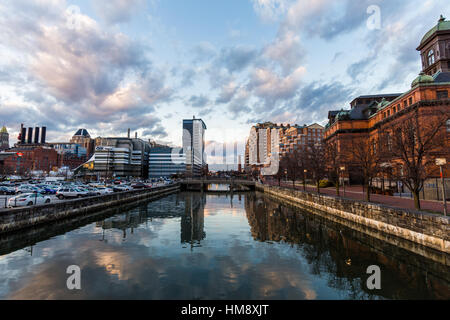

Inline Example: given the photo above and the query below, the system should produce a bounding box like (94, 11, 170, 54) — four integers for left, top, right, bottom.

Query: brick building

(324, 16, 450, 191)
(1, 146, 59, 175)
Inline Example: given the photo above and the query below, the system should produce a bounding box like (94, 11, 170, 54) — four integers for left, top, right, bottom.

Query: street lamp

(436, 158, 447, 216)
(303, 169, 307, 191)
(340, 166, 346, 197)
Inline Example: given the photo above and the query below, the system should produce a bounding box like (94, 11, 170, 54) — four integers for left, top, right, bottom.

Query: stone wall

(256, 184, 450, 253)
(0, 184, 180, 234)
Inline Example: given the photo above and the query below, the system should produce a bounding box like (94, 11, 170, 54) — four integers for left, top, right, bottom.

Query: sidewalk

(265, 181, 449, 215)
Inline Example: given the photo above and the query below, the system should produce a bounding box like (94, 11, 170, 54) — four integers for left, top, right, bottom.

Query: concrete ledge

(0, 184, 180, 234)
(256, 183, 450, 253)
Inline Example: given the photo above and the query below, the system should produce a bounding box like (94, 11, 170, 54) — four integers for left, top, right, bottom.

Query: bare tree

(351, 136, 382, 202)
(274, 156, 289, 186)
(286, 150, 301, 188)
(324, 140, 341, 196)
(383, 108, 449, 210)
(305, 141, 326, 193)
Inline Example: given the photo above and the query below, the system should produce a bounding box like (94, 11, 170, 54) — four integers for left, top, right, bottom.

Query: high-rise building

(0, 126, 9, 150)
(149, 145, 186, 178)
(183, 117, 207, 176)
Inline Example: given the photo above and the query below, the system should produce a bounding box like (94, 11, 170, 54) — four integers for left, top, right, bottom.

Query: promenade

(266, 181, 449, 215)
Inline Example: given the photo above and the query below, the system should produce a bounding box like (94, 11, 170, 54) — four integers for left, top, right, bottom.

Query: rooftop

(418, 15, 450, 48)
(73, 128, 90, 137)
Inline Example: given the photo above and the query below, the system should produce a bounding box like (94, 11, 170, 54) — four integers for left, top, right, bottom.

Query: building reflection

(244, 193, 450, 300)
(181, 193, 206, 248)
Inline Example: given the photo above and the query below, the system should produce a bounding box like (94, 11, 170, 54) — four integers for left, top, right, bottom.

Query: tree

(274, 156, 288, 186)
(351, 136, 382, 202)
(382, 108, 449, 210)
(305, 141, 326, 193)
(286, 150, 301, 188)
(325, 140, 341, 196)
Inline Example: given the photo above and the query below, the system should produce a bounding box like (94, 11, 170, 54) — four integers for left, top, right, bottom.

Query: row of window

(382, 97, 414, 119)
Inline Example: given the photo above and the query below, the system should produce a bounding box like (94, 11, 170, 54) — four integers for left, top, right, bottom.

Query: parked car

(113, 185, 133, 192)
(131, 182, 147, 189)
(8, 193, 51, 207)
(56, 188, 86, 199)
(0, 186, 16, 195)
(15, 185, 39, 194)
(96, 187, 114, 195)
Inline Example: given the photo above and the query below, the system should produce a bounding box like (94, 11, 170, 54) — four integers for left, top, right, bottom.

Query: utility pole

(436, 159, 447, 216)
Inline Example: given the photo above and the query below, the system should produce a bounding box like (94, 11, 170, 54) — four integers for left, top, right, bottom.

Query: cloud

(252, 0, 294, 22)
(0, 0, 172, 141)
(217, 46, 258, 73)
(188, 95, 210, 108)
(263, 29, 304, 74)
(249, 66, 306, 103)
(93, 0, 146, 25)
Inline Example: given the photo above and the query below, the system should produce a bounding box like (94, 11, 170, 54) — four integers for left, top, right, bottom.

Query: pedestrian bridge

(180, 179, 256, 191)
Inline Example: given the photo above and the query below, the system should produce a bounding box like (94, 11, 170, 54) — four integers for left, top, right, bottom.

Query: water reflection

(0, 192, 448, 300)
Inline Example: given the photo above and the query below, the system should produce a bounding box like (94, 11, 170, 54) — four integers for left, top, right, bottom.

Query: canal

(0, 191, 449, 299)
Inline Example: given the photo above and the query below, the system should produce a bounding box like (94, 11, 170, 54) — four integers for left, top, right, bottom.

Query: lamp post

(303, 169, 307, 191)
(436, 158, 447, 216)
(340, 166, 346, 197)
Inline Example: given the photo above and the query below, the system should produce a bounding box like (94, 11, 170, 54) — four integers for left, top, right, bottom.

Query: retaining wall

(256, 184, 450, 253)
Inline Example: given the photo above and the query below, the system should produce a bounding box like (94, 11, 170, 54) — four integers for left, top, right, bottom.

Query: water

(0, 191, 449, 300)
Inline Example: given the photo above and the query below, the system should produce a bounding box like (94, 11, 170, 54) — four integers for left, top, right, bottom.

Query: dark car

(131, 183, 146, 189)
(41, 187, 57, 195)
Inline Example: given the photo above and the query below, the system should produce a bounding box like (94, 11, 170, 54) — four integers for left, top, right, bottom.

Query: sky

(0, 0, 449, 163)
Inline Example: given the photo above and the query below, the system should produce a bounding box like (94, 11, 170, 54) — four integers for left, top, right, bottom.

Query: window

(387, 110, 390, 117)
(437, 90, 448, 100)
(428, 49, 435, 65)
(447, 119, 450, 133)
(409, 97, 413, 105)
(403, 101, 407, 108)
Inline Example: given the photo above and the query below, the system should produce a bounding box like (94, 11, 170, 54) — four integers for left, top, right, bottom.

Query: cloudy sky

(0, 0, 449, 152)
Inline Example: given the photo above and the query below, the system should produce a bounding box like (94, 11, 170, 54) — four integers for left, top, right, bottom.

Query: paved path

(265, 181, 449, 215)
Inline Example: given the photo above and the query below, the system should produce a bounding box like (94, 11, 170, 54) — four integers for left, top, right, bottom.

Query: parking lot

(0, 194, 66, 209)
(0, 179, 175, 209)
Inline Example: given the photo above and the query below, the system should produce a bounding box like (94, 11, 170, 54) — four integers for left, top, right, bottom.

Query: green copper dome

(420, 15, 450, 45)
(411, 72, 434, 87)
(377, 98, 390, 110)
(0, 126, 7, 134)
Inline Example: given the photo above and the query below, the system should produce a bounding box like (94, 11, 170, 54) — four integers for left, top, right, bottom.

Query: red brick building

(1, 146, 59, 175)
(324, 16, 450, 188)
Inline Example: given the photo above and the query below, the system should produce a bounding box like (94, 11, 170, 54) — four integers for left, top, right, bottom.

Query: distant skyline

(0, 0, 449, 150)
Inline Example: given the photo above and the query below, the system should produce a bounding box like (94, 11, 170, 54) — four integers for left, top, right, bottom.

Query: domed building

(324, 16, 450, 190)
(70, 128, 94, 158)
(0, 126, 9, 150)
(417, 15, 450, 76)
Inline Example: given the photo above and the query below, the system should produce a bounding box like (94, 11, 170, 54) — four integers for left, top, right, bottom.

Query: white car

(96, 187, 114, 194)
(56, 188, 86, 199)
(15, 185, 39, 194)
(8, 193, 51, 207)
(113, 185, 133, 192)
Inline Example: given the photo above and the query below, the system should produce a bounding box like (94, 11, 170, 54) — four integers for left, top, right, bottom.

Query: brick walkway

(265, 181, 449, 215)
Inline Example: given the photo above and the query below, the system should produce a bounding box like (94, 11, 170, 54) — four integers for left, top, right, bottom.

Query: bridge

(180, 178, 256, 192)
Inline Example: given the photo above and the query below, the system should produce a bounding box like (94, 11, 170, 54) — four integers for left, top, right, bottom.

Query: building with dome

(70, 128, 95, 158)
(324, 16, 450, 194)
(0, 126, 9, 150)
